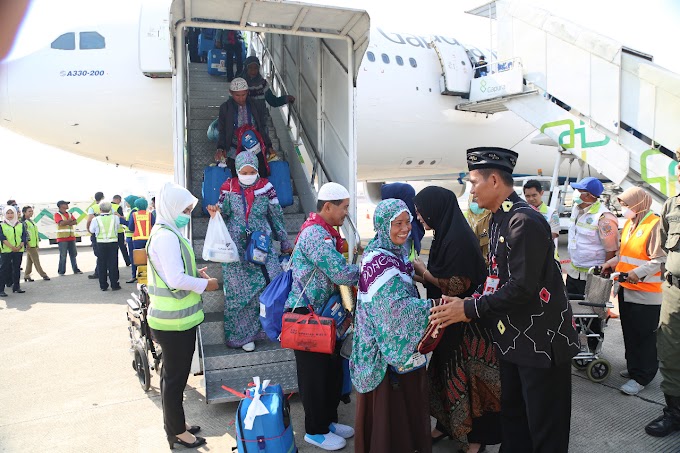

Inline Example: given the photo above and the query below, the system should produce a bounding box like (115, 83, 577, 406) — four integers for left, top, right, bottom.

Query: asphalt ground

(1, 236, 680, 452)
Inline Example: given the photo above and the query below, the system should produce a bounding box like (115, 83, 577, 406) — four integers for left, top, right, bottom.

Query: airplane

(0, 0, 600, 200)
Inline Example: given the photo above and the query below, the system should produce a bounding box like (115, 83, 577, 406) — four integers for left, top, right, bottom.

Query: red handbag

(280, 305, 336, 354)
(417, 299, 446, 354)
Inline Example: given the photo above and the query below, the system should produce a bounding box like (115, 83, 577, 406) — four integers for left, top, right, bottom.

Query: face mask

(238, 174, 258, 186)
(622, 207, 636, 219)
(174, 213, 191, 229)
(469, 202, 484, 215)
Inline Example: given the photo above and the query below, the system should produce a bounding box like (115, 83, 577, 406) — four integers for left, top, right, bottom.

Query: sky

(1, 0, 679, 205)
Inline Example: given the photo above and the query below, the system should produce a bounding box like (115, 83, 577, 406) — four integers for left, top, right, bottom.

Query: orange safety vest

(132, 211, 151, 240)
(615, 212, 663, 293)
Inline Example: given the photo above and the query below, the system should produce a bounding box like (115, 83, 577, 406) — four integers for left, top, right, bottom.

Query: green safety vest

(146, 225, 204, 331)
(1, 222, 25, 253)
(112, 203, 125, 234)
(24, 219, 40, 248)
(124, 208, 138, 238)
(95, 214, 118, 243)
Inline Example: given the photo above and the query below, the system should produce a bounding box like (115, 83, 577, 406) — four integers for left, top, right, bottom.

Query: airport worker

(146, 181, 219, 450)
(240, 55, 295, 114)
(54, 201, 82, 276)
(111, 194, 131, 267)
(3, 200, 18, 288)
(0, 206, 27, 297)
(123, 195, 140, 283)
(380, 182, 425, 261)
(215, 77, 273, 178)
(285, 182, 359, 451)
(207, 151, 292, 352)
(566, 176, 619, 350)
(351, 199, 432, 453)
(600, 187, 664, 396)
(429, 147, 580, 453)
(474, 55, 488, 78)
(86, 191, 105, 280)
(466, 193, 492, 265)
(88, 202, 120, 291)
(523, 179, 560, 240)
(645, 150, 680, 437)
(21, 206, 50, 281)
(127, 198, 154, 282)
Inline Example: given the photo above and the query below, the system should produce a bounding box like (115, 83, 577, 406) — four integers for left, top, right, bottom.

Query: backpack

(259, 269, 292, 341)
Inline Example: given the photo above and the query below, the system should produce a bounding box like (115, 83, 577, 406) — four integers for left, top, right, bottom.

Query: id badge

(483, 276, 500, 295)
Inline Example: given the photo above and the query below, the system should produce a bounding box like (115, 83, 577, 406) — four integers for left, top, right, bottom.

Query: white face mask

(622, 207, 636, 219)
(238, 174, 258, 186)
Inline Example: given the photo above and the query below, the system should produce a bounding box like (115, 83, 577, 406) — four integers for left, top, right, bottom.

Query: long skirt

(429, 321, 502, 451)
(355, 367, 431, 453)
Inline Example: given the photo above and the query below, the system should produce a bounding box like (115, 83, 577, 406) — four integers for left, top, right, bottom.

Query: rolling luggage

(234, 379, 297, 453)
(201, 165, 231, 215)
(207, 49, 227, 76)
(268, 161, 294, 208)
(198, 32, 215, 58)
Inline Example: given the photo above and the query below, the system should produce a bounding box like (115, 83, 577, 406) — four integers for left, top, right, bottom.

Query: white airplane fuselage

(0, 1, 556, 181)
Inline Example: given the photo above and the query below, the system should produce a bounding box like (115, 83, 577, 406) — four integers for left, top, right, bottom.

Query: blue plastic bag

(259, 269, 292, 341)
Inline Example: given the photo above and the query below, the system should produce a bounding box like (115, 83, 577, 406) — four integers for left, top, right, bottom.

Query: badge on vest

(636, 229, 644, 238)
(483, 276, 500, 295)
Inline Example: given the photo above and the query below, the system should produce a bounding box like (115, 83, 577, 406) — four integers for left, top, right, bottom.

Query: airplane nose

(0, 61, 11, 122)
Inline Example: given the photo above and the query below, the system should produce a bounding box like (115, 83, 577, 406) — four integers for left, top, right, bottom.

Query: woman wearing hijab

(380, 182, 425, 261)
(207, 151, 292, 352)
(465, 193, 492, 266)
(0, 206, 27, 297)
(240, 55, 295, 114)
(413, 187, 500, 453)
(147, 182, 219, 449)
(351, 198, 433, 453)
(601, 187, 666, 396)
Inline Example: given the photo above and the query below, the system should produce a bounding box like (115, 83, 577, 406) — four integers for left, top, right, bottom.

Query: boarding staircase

(457, 1, 680, 211)
(185, 63, 307, 404)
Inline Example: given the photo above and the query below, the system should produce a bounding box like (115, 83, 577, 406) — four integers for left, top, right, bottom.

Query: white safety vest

(568, 201, 610, 271)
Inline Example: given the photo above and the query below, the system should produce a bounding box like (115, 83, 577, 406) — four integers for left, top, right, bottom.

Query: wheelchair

(126, 249, 162, 392)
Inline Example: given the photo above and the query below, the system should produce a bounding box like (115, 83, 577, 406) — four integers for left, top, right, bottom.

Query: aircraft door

(139, 0, 172, 77)
(431, 40, 474, 96)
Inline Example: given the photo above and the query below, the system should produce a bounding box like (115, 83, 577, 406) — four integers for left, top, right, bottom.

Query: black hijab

(413, 186, 487, 298)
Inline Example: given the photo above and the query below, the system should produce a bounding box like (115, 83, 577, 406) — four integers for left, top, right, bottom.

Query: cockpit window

(79, 32, 105, 50)
(51, 33, 75, 50)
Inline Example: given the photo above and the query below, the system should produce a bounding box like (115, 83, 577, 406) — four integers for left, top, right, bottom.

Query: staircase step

(198, 311, 226, 345)
(204, 361, 298, 403)
(202, 289, 225, 313)
(190, 108, 220, 120)
(202, 341, 293, 371)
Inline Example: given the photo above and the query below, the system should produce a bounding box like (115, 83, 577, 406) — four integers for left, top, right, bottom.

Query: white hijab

(3, 206, 18, 227)
(154, 182, 197, 230)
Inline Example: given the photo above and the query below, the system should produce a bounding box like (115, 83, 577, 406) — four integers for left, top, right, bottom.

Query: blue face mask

(174, 213, 191, 229)
(469, 202, 484, 215)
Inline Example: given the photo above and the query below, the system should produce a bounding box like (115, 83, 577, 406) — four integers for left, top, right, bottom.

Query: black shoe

(187, 426, 201, 435)
(88, 274, 99, 279)
(43, 276, 51, 281)
(13, 289, 25, 293)
(74, 270, 83, 275)
(167, 435, 206, 450)
(125, 262, 131, 267)
(645, 395, 680, 437)
(101, 288, 108, 291)
(0, 292, 7, 297)
(111, 286, 121, 291)
(126, 278, 137, 284)
(24, 277, 34, 282)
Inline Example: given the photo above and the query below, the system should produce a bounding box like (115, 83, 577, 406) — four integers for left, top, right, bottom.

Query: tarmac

(1, 240, 680, 452)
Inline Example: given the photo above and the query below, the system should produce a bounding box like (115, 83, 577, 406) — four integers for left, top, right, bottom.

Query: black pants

(225, 43, 243, 80)
(97, 242, 119, 290)
(117, 232, 130, 266)
(499, 359, 571, 453)
(294, 348, 343, 434)
(91, 234, 99, 277)
(0, 252, 22, 291)
(151, 327, 197, 437)
(566, 275, 603, 350)
(618, 288, 661, 386)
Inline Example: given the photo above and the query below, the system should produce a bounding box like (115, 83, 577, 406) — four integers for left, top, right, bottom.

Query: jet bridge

(459, 0, 680, 212)
(168, 0, 369, 403)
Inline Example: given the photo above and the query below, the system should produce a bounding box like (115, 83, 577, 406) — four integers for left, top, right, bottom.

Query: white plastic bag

(202, 215, 239, 263)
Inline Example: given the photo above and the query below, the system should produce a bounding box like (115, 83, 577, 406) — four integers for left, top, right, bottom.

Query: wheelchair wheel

(572, 358, 589, 370)
(586, 358, 611, 383)
(133, 345, 151, 392)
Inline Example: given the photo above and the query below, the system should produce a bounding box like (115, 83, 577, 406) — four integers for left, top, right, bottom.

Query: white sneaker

(242, 342, 255, 352)
(620, 379, 644, 395)
(304, 432, 346, 451)
(620, 369, 630, 378)
(329, 422, 354, 439)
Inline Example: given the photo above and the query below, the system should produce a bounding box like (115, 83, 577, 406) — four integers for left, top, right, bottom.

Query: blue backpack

(259, 269, 292, 341)
(234, 382, 296, 453)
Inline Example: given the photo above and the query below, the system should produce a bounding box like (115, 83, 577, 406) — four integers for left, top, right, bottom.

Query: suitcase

(268, 161, 294, 208)
(201, 165, 231, 215)
(198, 33, 214, 58)
(207, 49, 227, 76)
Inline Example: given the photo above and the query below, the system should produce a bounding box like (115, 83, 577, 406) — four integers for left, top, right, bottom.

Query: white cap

(317, 182, 350, 201)
(230, 77, 248, 92)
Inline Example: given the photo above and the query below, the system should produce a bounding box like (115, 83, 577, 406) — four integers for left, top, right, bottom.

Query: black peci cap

(57, 200, 70, 207)
(467, 147, 518, 174)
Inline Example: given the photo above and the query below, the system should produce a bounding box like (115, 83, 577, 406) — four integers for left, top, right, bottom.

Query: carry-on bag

(201, 165, 231, 215)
